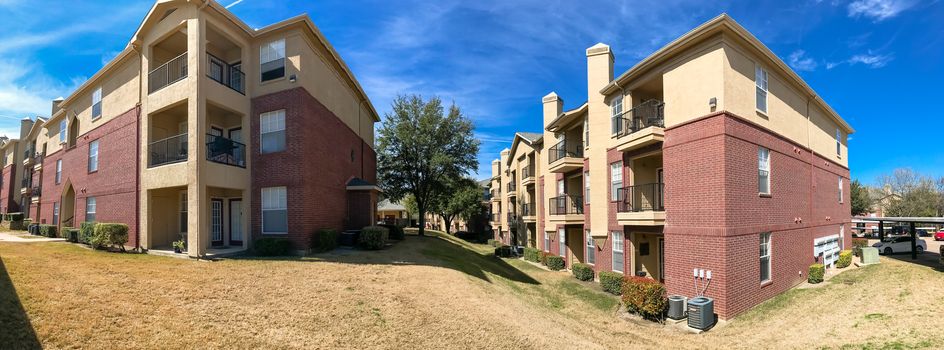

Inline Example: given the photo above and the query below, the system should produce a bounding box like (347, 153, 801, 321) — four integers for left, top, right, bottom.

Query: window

(85, 197, 96, 222)
(758, 147, 770, 194)
(92, 87, 102, 119)
(755, 65, 768, 113)
(88, 140, 99, 172)
(612, 231, 624, 273)
(760, 232, 772, 283)
(836, 128, 841, 157)
(838, 177, 844, 203)
(544, 231, 549, 252)
(558, 228, 565, 258)
(585, 230, 595, 265)
(610, 96, 624, 134)
(584, 171, 590, 204)
(55, 159, 62, 184)
(59, 120, 67, 143)
(261, 186, 287, 233)
(52, 202, 59, 225)
(260, 38, 285, 81)
(260, 110, 286, 153)
(584, 117, 589, 146)
(610, 161, 622, 201)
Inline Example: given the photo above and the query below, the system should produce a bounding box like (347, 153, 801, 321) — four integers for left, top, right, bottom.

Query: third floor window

(260, 38, 285, 82)
(92, 87, 102, 119)
(755, 65, 768, 114)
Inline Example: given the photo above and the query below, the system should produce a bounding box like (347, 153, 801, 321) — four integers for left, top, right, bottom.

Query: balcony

(207, 53, 245, 94)
(490, 189, 501, 202)
(520, 203, 536, 223)
(206, 134, 246, 168)
(31, 186, 41, 197)
(148, 133, 188, 168)
(32, 153, 43, 169)
(616, 183, 666, 225)
(22, 149, 34, 166)
(490, 213, 500, 223)
(521, 165, 535, 186)
(506, 183, 516, 196)
(548, 140, 583, 173)
(613, 99, 665, 152)
(149, 52, 188, 94)
(548, 194, 584, 223)
(507, 212, 517, 225)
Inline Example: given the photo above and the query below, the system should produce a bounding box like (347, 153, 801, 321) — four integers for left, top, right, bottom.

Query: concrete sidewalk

(0, 230, 66, 243)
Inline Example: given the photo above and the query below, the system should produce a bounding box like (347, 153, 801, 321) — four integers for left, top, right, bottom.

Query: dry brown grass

(1, 230, 942, 349)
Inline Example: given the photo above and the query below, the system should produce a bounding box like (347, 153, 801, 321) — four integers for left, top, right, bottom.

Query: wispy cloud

(826, 51, 894, 69)
(225, 0, 244, 9)
(847, 0, 916, 21)
(787, 50, 818, 71)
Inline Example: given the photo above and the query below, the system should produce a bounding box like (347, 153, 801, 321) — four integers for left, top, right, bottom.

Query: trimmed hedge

(851, 238, 869, 257)
(622, 277, 668, 320)
(3, 212, 24, 222)
(523, 247, 540, 262)
(545, 255, 564, 271)
(79, 222, 96, 244)
(253, 238, 294, 256)
(572, 263, 594, 281)
(837, 250, 853, 268)
(311, 228, 339, 252)
(38, 224, 58, 238)
(600, 271, 624, 295)
(90, 223, 129, 250)
(808, 263, 825, 284)
(380, 224, 405, 240)
(359, 226, 388, 250)
(63, 228, 80, 243)
(494, 245, 514, 258)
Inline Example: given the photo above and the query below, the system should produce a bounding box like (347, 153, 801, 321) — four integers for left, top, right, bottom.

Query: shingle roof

(517, 132, 543, 144)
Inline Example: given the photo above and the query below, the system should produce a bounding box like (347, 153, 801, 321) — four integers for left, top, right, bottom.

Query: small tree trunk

(417, 203, 426, 236)
(442, 214, 453, 235)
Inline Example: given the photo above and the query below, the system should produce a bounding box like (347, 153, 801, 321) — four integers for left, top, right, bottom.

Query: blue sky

(0, 0, 941, 184)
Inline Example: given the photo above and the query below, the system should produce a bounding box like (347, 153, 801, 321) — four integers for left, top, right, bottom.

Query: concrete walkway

(0, 230, 66, 243)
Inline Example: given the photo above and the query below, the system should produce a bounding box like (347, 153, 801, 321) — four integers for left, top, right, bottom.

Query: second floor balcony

(521, 165, 535, 186)
(490, 189, 501, 201)
(206, 134, 246, 168)
(548, 194, 584, 223)
(616, 182, 666, 225)
(548, 140, 584, 173)
(506, 183, 516, 195)
(613, 99, 666, 152)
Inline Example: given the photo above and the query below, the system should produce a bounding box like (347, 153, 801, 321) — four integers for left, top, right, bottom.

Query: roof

(854, 217, 944, 224)
(599, 14, 853, 134)
(517, 132, 543, 144)
(545, 102, 588, 132)
(377, 199, 406, 212)
(506, 132, 544, 166)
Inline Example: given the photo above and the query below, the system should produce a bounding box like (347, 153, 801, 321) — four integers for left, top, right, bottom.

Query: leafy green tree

(402, 194, 418, 221)
(376, 95, 479, 236)
(850, 179, 872, 216)
(431, 178, 483, 234)
(880, 168, 940, 217)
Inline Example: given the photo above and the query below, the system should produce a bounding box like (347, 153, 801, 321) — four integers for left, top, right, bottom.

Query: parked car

(917, 229, 929, 237)
(934, 231, 944, 241)
(872, 236, 927, 255)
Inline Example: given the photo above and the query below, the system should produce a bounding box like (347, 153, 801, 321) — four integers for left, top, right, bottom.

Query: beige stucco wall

(586, 45, 612, 238)
(541, 93, 562, 234)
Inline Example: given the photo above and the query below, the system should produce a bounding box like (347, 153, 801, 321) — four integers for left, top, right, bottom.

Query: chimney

(542, 92, 563, 128)
(491, 159, 500, 179)
(20, 117, 33, 139)
(586, 43, 613, 104)
(51, 97, 64, 117)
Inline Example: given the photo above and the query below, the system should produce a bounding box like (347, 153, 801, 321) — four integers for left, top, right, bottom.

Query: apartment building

(3, 0, 380, 257)
(490, 14, 853, 319)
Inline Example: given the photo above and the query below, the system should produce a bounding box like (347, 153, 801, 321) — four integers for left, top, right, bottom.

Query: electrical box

(860, 247, 880, 265)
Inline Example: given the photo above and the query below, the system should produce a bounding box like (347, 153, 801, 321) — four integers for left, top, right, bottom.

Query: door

(658, 238, 665, 282)
(179, 192, 188, 241)
(228, 128, 243, 143)
(558, 228, 566, 265)
(211, 199, 223, 246)
(229, 199, 243, 245)
(228, 127, 245, 166)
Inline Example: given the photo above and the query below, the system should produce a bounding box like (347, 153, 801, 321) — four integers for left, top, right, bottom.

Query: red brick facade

(250, 87, 377, 250)
(37, 106, 141, 246)
(0, 164, 18, 213)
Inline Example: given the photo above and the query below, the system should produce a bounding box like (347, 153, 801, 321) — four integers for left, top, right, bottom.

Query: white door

(558, 228, 566, 261)
(211, 199, 223, 245)
(229, 128, 243, 143)
(230, 200, 243, 244)
(557, 179, 565, 195)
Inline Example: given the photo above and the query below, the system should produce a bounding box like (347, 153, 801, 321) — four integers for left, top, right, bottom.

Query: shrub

(63, 228, 80, 242)
(600, 271, 624, 295)
(253, 238, 294, 256)
(539, 251, 551, 265)
(572, 263, 594, 281)
(851, 238, 869, 257)
(359, 226, 388, 250)
(494, 245, 513, 258)
(38, 224, 58, 238)
(487, 239, 498, 247)
(310, 228, 339, 252)
(8, 213, 27, 231)
(79, 222, 96, 244)
(837, 250, 853, 268)
(808, 263, 825, 284)
(90, 223, 129, 250)
(621, 277, 668, 320)
(4, 212, 24, 222)
(380, 224, 405, 240)
(523, 247, 540, 262)
(545, 255, 564, 271)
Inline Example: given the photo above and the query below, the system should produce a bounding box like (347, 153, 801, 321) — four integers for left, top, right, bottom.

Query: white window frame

(760, 232, 772, 283)
(758, 147, 771, 195)
(584, 117, 589, 147)
(85, 197, 96, 222)
(543, 231, 549, 252)
(839, 177, 844, 203)
(755, 65, 768, 114)
(55, 159, 62, 184)
(88, 139, 99, 172)
(584, 171, 590, 204)
(53, 202, 60, 225)
(92, 87, 102, 120)
(585, 230, 594, 265)
(610, 161, 622, 201)
(260, 38, 286, 81)
(835, 128, 841, 157)
(558, 228, 565, 258)
(59, 120, 67, 144)
(261, 186, 287, 234)
(612, 231, 624, 273)
(610, 96, 623, 135)
(260, 110, 286, 153)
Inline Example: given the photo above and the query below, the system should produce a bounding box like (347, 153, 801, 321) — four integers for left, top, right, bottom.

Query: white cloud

(847, 0, 916, 21)
(787, 50, 818, 71)
(225, 0, 244, 9)
(848, 52, 894, 68)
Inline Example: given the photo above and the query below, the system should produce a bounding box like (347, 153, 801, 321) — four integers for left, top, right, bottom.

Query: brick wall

(0, 165, 16, 213)
(250, 87, 377, 249)
(39, 106, 140, 246)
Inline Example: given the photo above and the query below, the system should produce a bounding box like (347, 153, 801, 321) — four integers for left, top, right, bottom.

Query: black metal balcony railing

(522, 165, 534, 181)
(490, 189, 500, 198)
(549, 194, 584, 215)
(207, 53, 246, 94)
(507, 183, 516, 193)
(548, 140, 584, 163)
(31, 186, 40, 197)
(149, 52, 188, 94)
(21, 178, 30, 188)
(206, 134, 246, 168)
(520, 203, 533, 217)
(615, 183, 665, 213)
(148, 133, 188, 167)
(33, 153, 43, 165)
(612, 99, 665, 137)
(507, 212, 517, 224)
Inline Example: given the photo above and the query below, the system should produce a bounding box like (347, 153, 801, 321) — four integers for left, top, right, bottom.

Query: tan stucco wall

(586, 45, 612, 238)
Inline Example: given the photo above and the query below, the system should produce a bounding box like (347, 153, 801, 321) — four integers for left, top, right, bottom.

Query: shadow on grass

(0, 258, 41, 349)
(233, 231, 540, 285)
(881, 250, 944, 272)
